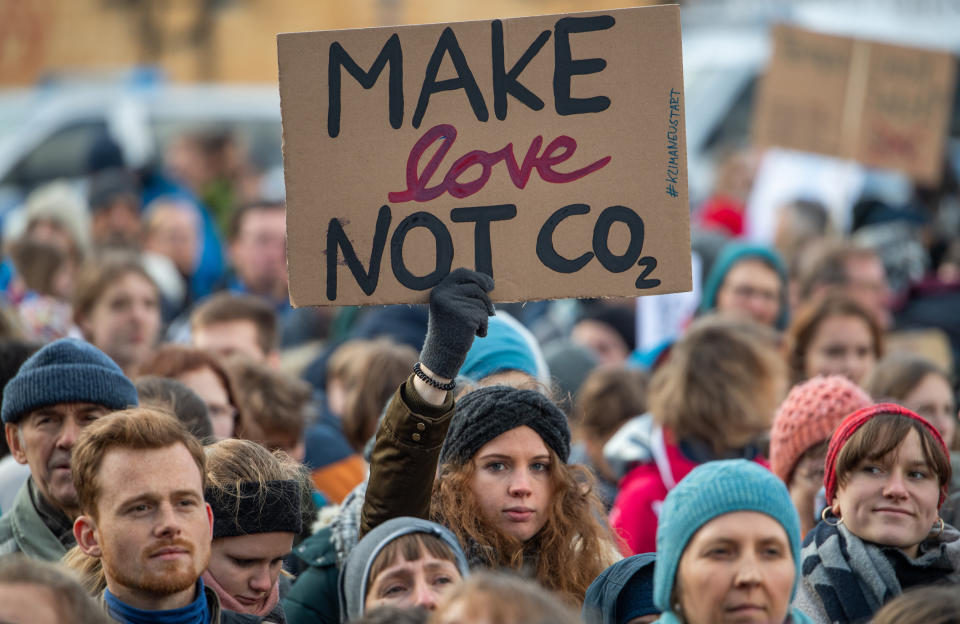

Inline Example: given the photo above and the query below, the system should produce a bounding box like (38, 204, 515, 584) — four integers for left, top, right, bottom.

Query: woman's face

(80, 272, 160, 373)
(207, 531, 294, 613)
(178, 366, 235, 440)
(364, 547, 461, 612)
(903, 373, 957, 446)
(804, 314, 876, 385)
(468, 426, 553, 542)
(675, 511, 795, 624)
(715, 259, 782, 328)
(571, 320, 629, 365)
(831, 428, 941, 558)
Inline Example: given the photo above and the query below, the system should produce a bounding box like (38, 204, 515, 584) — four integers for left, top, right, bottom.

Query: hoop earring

(932, 517, 945, 538)
(821, 507, 843, 527)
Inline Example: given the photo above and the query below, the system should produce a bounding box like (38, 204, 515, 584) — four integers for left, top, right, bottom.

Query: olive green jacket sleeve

(359, 374, 454, 539)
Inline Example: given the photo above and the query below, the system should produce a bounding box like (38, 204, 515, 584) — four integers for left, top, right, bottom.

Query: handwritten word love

(388, 123, 611, 203)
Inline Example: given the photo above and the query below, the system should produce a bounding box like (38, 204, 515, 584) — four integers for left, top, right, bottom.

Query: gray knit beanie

(440, 385, 570, 466)
(1, 339, 138, 424)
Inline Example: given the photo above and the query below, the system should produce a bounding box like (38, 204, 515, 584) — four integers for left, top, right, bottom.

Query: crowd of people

(0, 112, 959, 624)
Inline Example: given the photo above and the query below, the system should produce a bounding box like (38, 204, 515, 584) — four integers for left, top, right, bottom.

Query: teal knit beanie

(653, 460, 802, 615)
(698, 243, 789, 330)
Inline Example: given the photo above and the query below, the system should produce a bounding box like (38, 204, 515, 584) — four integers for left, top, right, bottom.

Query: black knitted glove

(419, 268, 495, 379)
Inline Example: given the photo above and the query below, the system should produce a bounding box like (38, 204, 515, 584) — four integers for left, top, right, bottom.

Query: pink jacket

(609, 426, 768, 555)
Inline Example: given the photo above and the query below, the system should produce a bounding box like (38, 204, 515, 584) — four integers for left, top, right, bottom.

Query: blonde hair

(61, 545, 106, 596)
(429, 571, 581, 624)
(650, 315, 786, 453)
(204, 438, 313, 531)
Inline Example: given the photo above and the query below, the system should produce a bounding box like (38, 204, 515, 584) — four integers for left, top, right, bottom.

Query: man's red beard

(102, 538, 210, 597)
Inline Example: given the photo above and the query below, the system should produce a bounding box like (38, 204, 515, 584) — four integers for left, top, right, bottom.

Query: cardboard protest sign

(278, 6, 691, 306)
(753, 24, 957, 185)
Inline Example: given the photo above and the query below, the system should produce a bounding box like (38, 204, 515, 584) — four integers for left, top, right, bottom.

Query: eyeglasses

(726, 284, 779, 304)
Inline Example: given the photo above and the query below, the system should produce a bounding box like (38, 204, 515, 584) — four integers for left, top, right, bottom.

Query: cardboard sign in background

(279, 6, 690, 306)
(753, 24, 957, 185)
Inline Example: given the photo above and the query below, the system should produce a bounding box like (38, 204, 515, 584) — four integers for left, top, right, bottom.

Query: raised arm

(360, 268, 494, 537)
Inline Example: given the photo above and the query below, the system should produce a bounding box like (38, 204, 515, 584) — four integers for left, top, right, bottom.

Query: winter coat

(609, 425, 767, 555)
(359, 374, 454, 537)
(0, 478, 72, 561)
(282, 526, 340, 624)
(582, 553, 657, 624)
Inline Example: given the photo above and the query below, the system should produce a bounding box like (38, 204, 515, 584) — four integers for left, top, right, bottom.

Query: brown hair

(429, 571, 582, 624)
(228, 200, 285, 242)
(204, 438, 313, 532)
(650, 315, 786, 454)
(796, 240, 881, 300)
(190, 292, 278, 356)
(72, 253, 158, 327)
(834, 412, 951, 493)
(138, 344, 242, 428)
(71, 408, 206, 518)
(0, 554, 109, 623)
(573, 367, 648, 440)
(9, 239, 66, 296)
(367, 533, 459, 596)
(865, 354, 957, 449)
(227, 358, 311, 444)
(785, 295, 884, 385)
(61, 545, 106, 597)
(865, 354, 952, 404)
(328, 339, 418, 451)
(135, 376, 214, 445)
(871, 585, 960, 624)
(432, 447, 618, 607)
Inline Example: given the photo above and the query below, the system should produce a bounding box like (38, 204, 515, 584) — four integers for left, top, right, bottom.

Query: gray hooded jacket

(337, 516, 470, 623)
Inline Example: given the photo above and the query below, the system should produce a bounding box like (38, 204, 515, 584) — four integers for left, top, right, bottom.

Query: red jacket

(609, 426, 768, 555)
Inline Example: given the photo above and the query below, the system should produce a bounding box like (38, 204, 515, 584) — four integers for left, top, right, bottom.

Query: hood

(583, 553, 657, 624)
(337, 517, 470, 622)
(603, 413, 655, 482)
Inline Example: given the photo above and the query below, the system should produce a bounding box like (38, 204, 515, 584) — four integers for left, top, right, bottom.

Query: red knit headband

(824, 403, 950, 507)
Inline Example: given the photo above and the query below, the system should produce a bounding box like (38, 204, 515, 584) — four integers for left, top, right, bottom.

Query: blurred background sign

(0, 0, 660, 86)
(752, 24, 957, 185)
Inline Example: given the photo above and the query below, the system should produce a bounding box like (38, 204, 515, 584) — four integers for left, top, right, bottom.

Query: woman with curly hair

(360, 269, 620, 606)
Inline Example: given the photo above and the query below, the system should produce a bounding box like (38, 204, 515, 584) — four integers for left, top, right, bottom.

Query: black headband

(206, 479, 302, 538)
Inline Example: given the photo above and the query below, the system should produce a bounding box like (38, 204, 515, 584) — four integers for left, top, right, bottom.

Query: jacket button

(417, 422, 426, 431)
(412, 433, 421, 442)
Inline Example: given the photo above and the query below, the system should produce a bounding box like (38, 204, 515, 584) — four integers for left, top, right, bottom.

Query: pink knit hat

(769, 375, 872, 483)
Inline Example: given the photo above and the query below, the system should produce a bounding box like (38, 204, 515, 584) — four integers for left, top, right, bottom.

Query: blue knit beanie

(653, 460, 802, 616)
(460, 313, 546, 383)
(1, 339, 138, 424)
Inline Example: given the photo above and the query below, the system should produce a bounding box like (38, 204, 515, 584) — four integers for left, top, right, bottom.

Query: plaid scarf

(331, 481, 366, 566)
(798, 520, 959, 623)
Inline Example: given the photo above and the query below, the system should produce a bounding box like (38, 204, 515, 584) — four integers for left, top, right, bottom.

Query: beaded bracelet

(413, 362, 456, 391)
